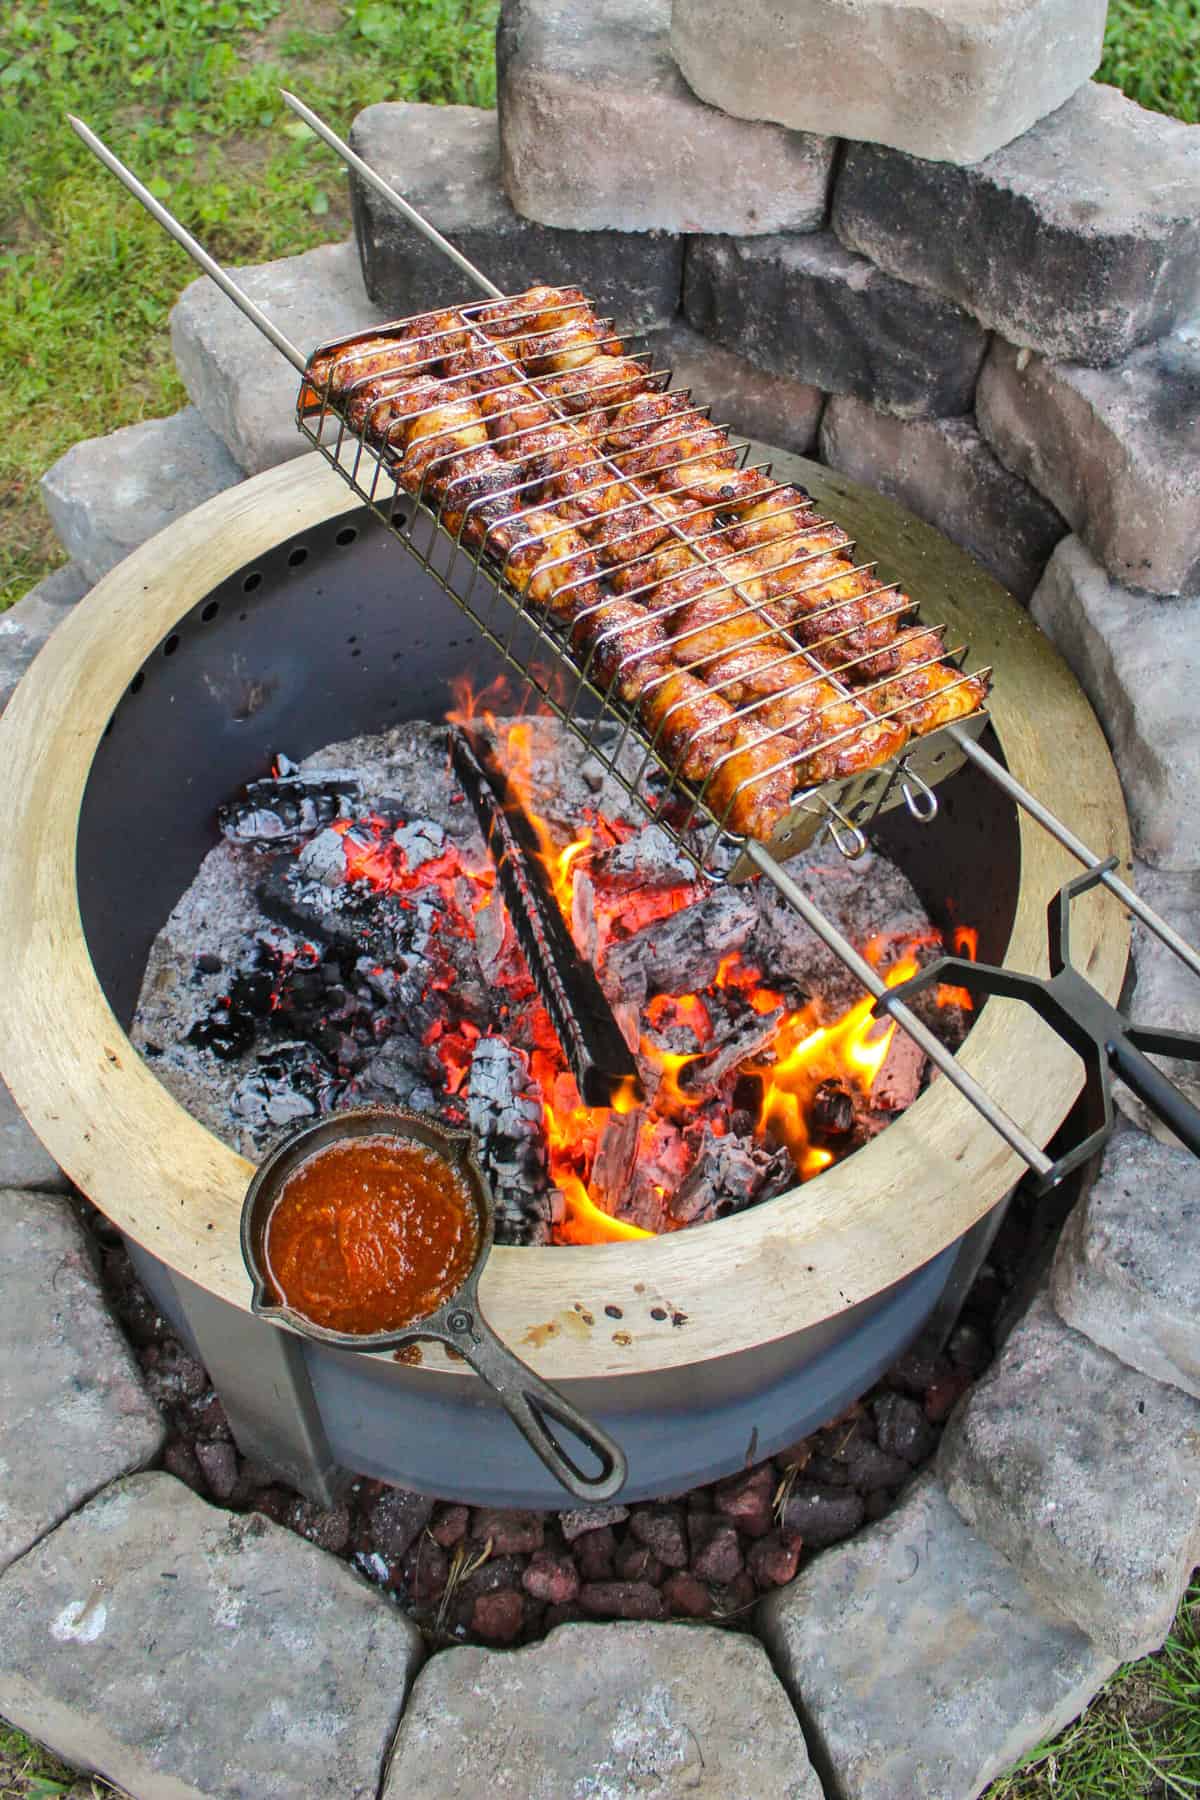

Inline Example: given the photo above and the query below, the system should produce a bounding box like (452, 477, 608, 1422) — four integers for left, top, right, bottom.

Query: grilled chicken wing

(869, 663, 989, 732)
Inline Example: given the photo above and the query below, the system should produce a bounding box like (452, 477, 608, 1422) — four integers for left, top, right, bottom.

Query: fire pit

(0, 447, 1128, 1505)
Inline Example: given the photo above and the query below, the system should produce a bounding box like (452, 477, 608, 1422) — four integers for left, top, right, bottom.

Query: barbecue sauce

(263, 1136, 480, 1335)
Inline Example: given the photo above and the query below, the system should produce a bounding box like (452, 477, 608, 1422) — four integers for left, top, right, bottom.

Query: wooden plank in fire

(447, 725, 643, 1109)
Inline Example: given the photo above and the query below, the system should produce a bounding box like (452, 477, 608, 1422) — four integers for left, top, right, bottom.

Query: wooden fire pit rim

(0, 450, 1129, 1380)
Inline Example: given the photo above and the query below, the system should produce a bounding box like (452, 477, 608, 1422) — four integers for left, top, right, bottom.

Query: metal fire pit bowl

(0, 447, 1131, 1505)
(241, 1109, 627, 1501)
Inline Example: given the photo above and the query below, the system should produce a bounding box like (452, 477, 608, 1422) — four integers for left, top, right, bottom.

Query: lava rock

(402, 1538, 450, 1607)
(873, 1393, 938, 1466)
(627, 1503, 690, 1569)
(685, 231, 987, 419)
(688, 1515, 745, 1584)
(558, 1502, 629, 1542)
(497, 0, 835, 235)
(712, 1462, 776, 1537)
(284, 1498, 352, 1557)
(979, 333, 1200, 599)
(834, 83, 1200, 366)
(522, 1549, 580, 1605)
(193, 1438, 240, 1502)
(832, 1431, 914, 1494)
(761, 1476, 1117, 1800)
(471, 1587, 525, 1643)
(779, 1481, 866, 1549)
(661, 1571, 714, 1617)
(469, 1507, 545, 1556)
(162, 1438, 207, 1495)
(0, 1475, 422, 1800)
(429, 1502, 470, 1548)
(574, 1525, 617, 1582)
(40, 407, 243, 583)
(671, 0, 1105, 166)
(820, 398, 1066, 602)
(747, 1529, 804, 1590)
(383, 1623, 821, 1798)
(939, 1293, 1200, 1660)
(349, 103, 682, 329)
(1030, 537, 1200, 869)
(369, 1486, 435, 1561)
(578, 1579, 666, 1620)
(0, 563, 91, 721)
(1052, 1122, 1200, 1400)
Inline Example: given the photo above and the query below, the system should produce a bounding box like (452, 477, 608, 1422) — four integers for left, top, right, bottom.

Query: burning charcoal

(873, 1392, 937, 1466)
(669, 1124, 794, 1226)
(589, 1108, 642, 1217)
(471, 1589, 525, 1643)
(219, 766, 361, 847)
(671, 1007, 784, 1108)
(662, 1572, 715, 1618)
(361, 1035, 442, 1115)
(521, 1549, 580, 1605)
(392, 819, 447, 870)
(869, 1031, 926, 1117)
(810, 1078, 857, 1144)
(186, 997, 257, 1061)
(578, 1581, 666, 1621)
(747, 1529, 804, 1591)
(779, 1483, 866, 1548)
(466, 1037, 555, 1246)
(601, 888, 759, 1012)
(230, 1042, 344, 1134)
(296, 828, 351, 888)
(588, 824, 698, 895)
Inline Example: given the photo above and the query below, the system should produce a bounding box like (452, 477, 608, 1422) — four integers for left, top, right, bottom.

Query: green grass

(0, 0, 499, 607)
(1098, 0, 1200, 125)
(985, 1579, 1200, 1799)
(0, 1721, 112, 1798)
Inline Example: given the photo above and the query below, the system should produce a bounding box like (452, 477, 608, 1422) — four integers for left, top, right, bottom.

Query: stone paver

(819, 397, 1065, 601)
(171, 240, 389, 475)
(978, 333, 1200, 599)
(0, 1077, 69, 1191)
(0, 1190, 165, 1574)
(939, 1293, 1200, 1660)
(383, 1619, 822, 1798)
(350, 103, 682, 329)
(40, 408, 242, 583)
(1053, 1122, 1200, 1400)
(684, 231, 986, 419)
(0, 564, 90, 718)
(760, 1476, 1117, 1800)
(660, 321, 825, 456)
(670, 0, 1105, 165)
(0, 1474, 423, 1800)
(834, 83, 1200, 366)
(1030, 537, 1200, 869)
(1115, 862, 1200, 1140)
(497, 0, 835, 235)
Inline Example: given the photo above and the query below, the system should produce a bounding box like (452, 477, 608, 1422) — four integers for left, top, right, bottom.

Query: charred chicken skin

(301, 286, 988, 839)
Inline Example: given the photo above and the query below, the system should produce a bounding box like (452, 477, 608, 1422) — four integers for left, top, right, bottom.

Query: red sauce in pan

(264, 1136, 480, 1335)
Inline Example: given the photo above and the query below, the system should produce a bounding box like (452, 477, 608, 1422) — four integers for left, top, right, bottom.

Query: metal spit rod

(74, 104, 1174, 1184)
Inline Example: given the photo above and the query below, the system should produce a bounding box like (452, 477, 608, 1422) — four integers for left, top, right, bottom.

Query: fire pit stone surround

(3, 24, 1200, 1795)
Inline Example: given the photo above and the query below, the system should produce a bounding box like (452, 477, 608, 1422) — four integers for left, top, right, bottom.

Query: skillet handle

(438, 1304, 627, 1502)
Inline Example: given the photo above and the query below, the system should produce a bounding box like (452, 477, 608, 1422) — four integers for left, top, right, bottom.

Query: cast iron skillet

(240, 1107, 627, 1501)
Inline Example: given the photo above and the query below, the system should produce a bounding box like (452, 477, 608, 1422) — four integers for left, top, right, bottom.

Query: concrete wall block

(760, 1475, 1117, 1800)
(1030, 537, 1200, 870)
(0, 1474, 423, 1800)
(819, 396, 1065, 601)
(0, 1189, 165, 1574)
(170, 240, 389, 475)
(660, 321, 825, 456)
(40, 408, 243, 584)
(350, 102, 682, 330)
(669, 0, 1106, 166)
(833, 84, 1200, 366)
(977, 333, 1200, 599)
(0, 563, 90, 720)
(1116, 862, 1200, 1142)
(684, 231, 987, 419)
(497, 0, 835, 236)
(939, 1293, 1200, 1660)
(1053, 1121, 1200, 1400)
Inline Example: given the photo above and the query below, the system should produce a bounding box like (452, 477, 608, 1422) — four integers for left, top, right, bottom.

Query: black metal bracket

(875, 860, 1200, 1192)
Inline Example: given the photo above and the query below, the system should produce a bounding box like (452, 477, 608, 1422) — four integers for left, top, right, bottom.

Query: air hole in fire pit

(288, 547, 309, 568)
(336, 527, 358, 547)
(201, 601, 220, 623)
(242, 572, 262, 594)
(163, 635, 180, 658)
